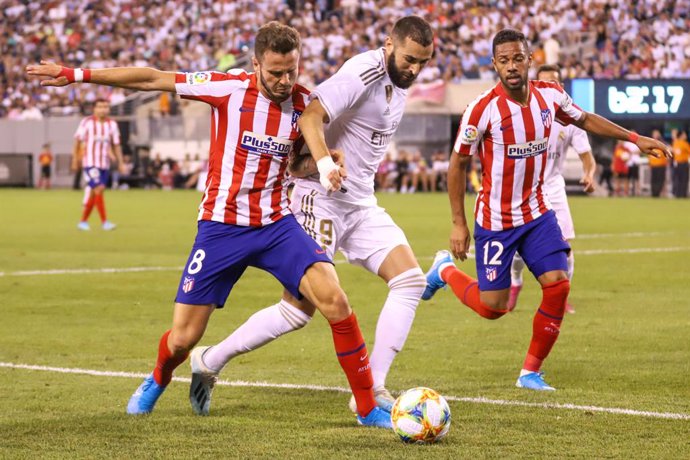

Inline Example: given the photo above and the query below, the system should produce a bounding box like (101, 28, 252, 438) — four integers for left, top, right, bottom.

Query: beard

(259, 71, 291, 103)
(387, 53, 416, 89)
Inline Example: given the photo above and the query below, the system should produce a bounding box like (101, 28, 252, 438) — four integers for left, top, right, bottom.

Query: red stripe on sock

(441, 266, 508, 319)
(329, 313, 376, 417)
(94, 193, 107, 222)
(523, 279, 570, 372)
(81, 195, 95, 222)
(153, 330, 189, 386)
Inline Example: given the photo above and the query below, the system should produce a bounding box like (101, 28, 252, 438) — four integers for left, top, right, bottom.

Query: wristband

(628, 132, 639, 144)
(316, 156, 339, 191)
(58, 67, 91, 83)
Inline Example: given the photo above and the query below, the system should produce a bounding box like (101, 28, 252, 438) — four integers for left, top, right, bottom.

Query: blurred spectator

(37, 143, 53, 189)
(671, 129, 689, 198)
(648, 129, 669, 198)
(612, 141, 630, 196)
(6, 1, 690, 118)
(430, 151, 449, 192)
(625, 139, 641, 196)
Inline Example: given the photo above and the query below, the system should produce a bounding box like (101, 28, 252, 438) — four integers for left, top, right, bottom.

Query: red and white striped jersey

(453, 81, 584, 231)
(175, 70, 309, 227)
(74, 116, 120, 169)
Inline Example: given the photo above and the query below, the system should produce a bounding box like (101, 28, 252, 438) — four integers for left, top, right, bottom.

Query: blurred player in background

(422, 29, 673, 391)
(191, 16, 434, 415)
(27, 21, 391, 428)
(72, 99, 123, 231)
(37, 143, 53, 189)
(507, 64, 597, 314)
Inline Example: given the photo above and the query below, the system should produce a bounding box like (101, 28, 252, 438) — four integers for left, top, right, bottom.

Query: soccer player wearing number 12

(422, 29, 673, 391)
(27, 22, 390, 428)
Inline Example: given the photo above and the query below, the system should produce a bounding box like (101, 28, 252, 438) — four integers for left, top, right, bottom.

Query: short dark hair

(492, 29, 529, 55)
(94, 98, 109, 105)
(254, 21, 301, 62)
(537, 64, 561, 77)
(391, 16, 434, 47)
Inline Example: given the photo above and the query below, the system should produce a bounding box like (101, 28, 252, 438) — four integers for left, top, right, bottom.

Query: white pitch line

(1, 246, 689, 278)
(576, 231, 688, 240)
(1, 362, 688, 421)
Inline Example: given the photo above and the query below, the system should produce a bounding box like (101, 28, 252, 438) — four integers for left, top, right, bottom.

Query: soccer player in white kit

(507, 65, 597, 313)
(190, 16, 435, 415)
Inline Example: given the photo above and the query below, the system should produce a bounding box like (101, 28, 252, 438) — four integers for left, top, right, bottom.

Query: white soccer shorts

(290, 184, 410, 274)
(545, 185, 575, 240)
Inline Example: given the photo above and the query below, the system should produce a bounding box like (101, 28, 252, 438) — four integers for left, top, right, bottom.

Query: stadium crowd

(2, 0, 690, 118)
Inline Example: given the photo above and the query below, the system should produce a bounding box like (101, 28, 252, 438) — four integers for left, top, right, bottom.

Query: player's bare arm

(574, 111, 673, 159)
(297, 98, 347, 191)
(26, 60, 176, 92)
(288, 148, 345, 178)
(578, 150, 596, 193)
(447, 152, 471, 261)
(71, 139, 82, 172)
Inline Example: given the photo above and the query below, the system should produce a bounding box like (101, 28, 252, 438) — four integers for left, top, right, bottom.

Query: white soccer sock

(370, 267, 426, 389)
(203, 299, 311, 372)
(511, 253, 525, 286)
(567, 252, 575, 282)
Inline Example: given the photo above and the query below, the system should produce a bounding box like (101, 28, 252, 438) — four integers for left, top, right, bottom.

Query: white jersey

(544, 122, 591, 190)
(303, 48, 407, 206)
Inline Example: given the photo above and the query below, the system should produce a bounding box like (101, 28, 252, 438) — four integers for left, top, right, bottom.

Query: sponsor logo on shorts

(240, 131, 293, 157)
(182, 276, 195, 293)
(507, 138, 548, 158)
(315, 248, 327, 255)
(462, 125, 478, 143)
(186, 72, 211, 85)
(485, 267, 497, 282)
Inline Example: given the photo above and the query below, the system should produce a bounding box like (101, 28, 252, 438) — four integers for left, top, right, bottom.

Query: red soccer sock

(94, 193, 107, 222)
(153, 330, 189, 386)
(441, 266, 509, 319)
(329, 313, 376, 417)
(523, 279, 570, 372)
(81, 195, 95, 222)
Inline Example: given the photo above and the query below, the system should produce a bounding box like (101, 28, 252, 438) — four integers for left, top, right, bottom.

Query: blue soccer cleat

(77, 221, 90, 231)
(516, 371, 556, 391)
(356, 406, 393, 429)
(422, 250, 454, 300)
(127, 373, 167, 414)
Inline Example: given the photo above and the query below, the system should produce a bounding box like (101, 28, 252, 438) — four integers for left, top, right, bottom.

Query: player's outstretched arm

(26, 60, 176, 92)
(447, 152, 471, 261)
(298, 99, 347, 191)
(574, 112, 673, 159)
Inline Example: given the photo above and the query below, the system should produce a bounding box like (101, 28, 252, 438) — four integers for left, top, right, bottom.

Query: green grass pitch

(1, 189, 688, 458)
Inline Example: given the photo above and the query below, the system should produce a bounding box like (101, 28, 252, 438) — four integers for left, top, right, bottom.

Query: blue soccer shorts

(83, 167, 109, 188)
(473, 210, 570, 291)
(175, 215, 332, 308)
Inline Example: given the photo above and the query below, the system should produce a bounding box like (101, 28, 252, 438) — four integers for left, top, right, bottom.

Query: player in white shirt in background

(507, 65, 596, 313)
(191, 16, 434, 414)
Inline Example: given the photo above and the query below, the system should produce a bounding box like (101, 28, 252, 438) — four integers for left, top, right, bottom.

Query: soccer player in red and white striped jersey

(27, 22, 390, 428)
(73, 99, 124, 231)
(423, 29, 672, 391)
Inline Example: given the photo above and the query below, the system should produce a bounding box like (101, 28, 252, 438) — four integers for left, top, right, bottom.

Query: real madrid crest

(385, 85, 393, 104)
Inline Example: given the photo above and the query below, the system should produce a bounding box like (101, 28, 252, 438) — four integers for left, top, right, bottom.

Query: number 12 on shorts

(483, 241, 504, 265)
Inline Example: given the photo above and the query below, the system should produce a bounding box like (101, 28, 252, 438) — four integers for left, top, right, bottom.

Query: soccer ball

(391, 387, 451, 443)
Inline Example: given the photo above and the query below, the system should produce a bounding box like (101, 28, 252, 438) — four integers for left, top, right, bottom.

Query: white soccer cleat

(189, 346, 218, 416)
(348, 386, 395, 413)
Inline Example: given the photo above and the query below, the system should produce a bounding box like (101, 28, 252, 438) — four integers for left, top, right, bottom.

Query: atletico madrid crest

(540, 109, 552, 129)
(182, 276, 195, 293)
(485, 267, 497, 282)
